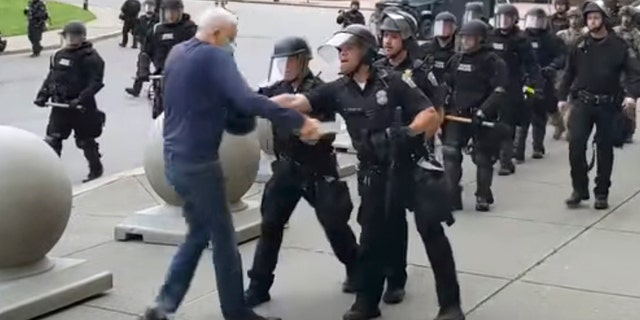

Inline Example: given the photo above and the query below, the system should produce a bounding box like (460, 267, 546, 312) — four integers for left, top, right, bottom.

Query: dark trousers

(514, 99, 549, 157)
(498, 92, 523, 169)
(27, 24, 44, 55)
(353, 167, 460, 312)
(121, 19, 138, 47)
(248, 158, 358, 293)
(443, 121, 498, 200)
(44, 107, 105, 172)
(568, 99, 616, 197)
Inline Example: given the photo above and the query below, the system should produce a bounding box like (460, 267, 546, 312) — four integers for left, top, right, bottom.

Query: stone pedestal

(0, 126, 112, 320)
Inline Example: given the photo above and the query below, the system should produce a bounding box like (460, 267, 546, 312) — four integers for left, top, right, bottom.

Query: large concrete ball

(0, 126, 72, 268)
(143, 114, 260, 206)
(257, 119, 274, 155)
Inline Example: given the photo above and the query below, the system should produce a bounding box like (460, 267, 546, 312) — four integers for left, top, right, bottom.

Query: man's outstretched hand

(298, 117, 323, 141)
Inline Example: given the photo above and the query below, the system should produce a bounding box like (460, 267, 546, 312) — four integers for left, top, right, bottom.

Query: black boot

(227, 311, 281, 320)
(451, 185, 463, 211)
(126, 87, 141, 97)
(244, 288, 271, 307)
(498, 163, 515, 176)
(382, 285, 405, 304)
(343, 305, 381, 320)
(532, 149, 545, 159)
(594, 195, 609, 210)
(434, 305, 465, 320)
(139, 307, 171, 320)
(82, 143, 104, 183)
(475, 196, 490, 212)
(565, 191, 589, 208)
(342, 273, 356, 293)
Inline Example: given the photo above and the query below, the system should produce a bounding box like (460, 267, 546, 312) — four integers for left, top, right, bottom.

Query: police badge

(376, 90, 388, 105)
(401, 69, 417, 88)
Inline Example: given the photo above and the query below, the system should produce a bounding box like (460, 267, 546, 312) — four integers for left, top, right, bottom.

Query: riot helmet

(463, 2, 485, 24)
(433, 11, 457, 37)
(61, 21, 87, 47)
(582, 1, 609, 32)
(567, 7, 583, 28)
(554, 0, 569, 14)
(459, 19, 487, 53)
(378, 8, 418, 40)
(619, 5, 636, 27)
(495, 4, 519, 30)
(160, 0, 183, 23)
(318, 24, 378, 75)
(268, 37, 312, 83)
(350, 0, 360, 11)
(524, 8, 548, 30)
(143, 0, 156, 14)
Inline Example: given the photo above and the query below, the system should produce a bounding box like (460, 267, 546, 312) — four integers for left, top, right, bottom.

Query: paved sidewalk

(39, 126, 640, 319)
(230, 0, 376, 9)
(1, 5, 121, 55)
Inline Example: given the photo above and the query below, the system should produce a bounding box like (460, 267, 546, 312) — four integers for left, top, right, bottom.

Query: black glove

(386, 126, 413, 142)
(541, 66, 556, 78)
(69, 99, 81, 109)
(34, 98, 47, 107)
(471, 109, 486, 129)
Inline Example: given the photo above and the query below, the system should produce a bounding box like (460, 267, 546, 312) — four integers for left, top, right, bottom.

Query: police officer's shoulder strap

(153, 22, 162, 34)
(377, 68, 390, 88)
(412, 58, 427, 71)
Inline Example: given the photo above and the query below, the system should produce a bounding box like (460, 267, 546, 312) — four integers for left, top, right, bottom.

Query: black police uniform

(518, 26, 566, 158)
(559, 3, 640, 209)
(25, 0, 48, 57)
(120, 0, 142, 48)
(337, 3, 366, 28)
(35, 40, 106, 182)
(306, 66, 460, 319)
(420, 36, 456, 83)
(134, 11, 160, 49)
(488, 25, 542, 173)
(245, 73, 359, 305)
(549, 0, 570, 34)
(372, 56, 445, 297)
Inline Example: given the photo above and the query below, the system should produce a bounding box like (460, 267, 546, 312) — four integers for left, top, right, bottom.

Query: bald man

(140, 8, 321, 320)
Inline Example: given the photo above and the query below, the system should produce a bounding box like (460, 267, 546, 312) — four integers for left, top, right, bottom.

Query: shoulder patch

(401, 70, 417, 88)
(427, 71, 438, 86)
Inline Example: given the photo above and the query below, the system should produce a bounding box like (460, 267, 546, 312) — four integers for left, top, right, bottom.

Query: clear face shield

(61, 33, 84, 47)
(463, 11, 481, 23)
(524, 15, 547, 30)
(433, 20, 455, 37)
(495, 13, 515, 30)
(318, 32, 365, 75)
(267, 55, 306, 83)
(143, 3, 155, 13)
(161, 8, 183, 23)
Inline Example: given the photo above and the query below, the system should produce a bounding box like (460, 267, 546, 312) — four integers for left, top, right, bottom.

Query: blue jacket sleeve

(210, 50, 305, 132)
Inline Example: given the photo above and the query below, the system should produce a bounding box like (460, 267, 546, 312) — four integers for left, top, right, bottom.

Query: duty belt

(576, 90, 616, 105)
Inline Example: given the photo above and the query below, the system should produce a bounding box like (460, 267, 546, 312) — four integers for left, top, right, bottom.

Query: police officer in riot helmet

(549, 0, 571, 33)
(558, 1, 640, 210)
(134, 0, 159, 50)
(34, 21, 106, 183)
(443, 19, 509, 212)
(488, 4, 543, 175)
(517, 8, 566, 160)
(462, 2, 488, 24)
(420, 11, 457, 83)
(125, 0, 196, 107)
(270, 24, 463, 320)
(244, 36, 360, 307)
(373, 8, 446, 306)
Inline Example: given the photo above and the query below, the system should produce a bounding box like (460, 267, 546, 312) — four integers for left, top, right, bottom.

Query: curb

(229, 0, 374, 10)
(1, 30, 121, 56)
(72, 166, 144, 197)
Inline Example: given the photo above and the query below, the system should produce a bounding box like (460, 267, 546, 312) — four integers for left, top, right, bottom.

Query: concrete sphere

(0, 126, 72, 268)
(257, 118, 275, 155)
(143, 115, 260, 207)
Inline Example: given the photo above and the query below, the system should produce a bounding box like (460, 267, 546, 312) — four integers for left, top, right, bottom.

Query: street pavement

(44, 128, 640, 320)
(0, 0, 370, 186)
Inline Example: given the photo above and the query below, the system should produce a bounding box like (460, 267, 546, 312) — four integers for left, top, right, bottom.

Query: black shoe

(342, 276, 356, 293)
(475, 197, 490, 212)
(487, 190, 494, 205)
(434, 305, 465, 320)
(513, 154, 525, 164)
(83, 164, 103, 183)
(139, 307, 171, 320)
(498, 164, 515, 176)
(451, 194, 463, 211)
(565, 192, 589, 208)
(532, 149, 545, 159)
(119, 42, 126, 47)
(244, 288, 271, 308)
(132, 44, 138, 49)
(126, 87, 141, 97)
(30, 52, 40, 57)
(594, 196, 609, 210)
(342, 308, 381, 320)
(382, 286, 405, 304)
(227, 312, 281, 320)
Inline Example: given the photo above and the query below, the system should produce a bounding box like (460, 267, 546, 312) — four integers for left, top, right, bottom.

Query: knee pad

(44, 136, 63, 154)
(75, 138, 98, 150)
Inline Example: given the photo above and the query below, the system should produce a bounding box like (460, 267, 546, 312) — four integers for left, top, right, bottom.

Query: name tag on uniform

(531, 42, 539, 49)
(434, 61, 445, 69)
(492, 42, 504, 50)
(58, 58, 71, 66)
(457, 63, 472, 72)
(162, 33, 174, 40)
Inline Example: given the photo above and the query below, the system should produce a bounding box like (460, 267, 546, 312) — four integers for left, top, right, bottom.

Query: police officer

(34, 22, 106, 183)
(24, 0, 49, 57)
(488, 4, 543, 174)
(337, 0, 366, 28)
(517, 8, 566, 160)
(119, 0, 142, 48)
(614, 6, 640, 58)
(443, 19, 508, 212)
(0, 32, 7, 53)
(373, 8, 445, 305)
(420, 11, 457, 83)
(549, 0, 570, 33)
(462, 2, 489, 25)
(244, 36, 359, 307)
(558, 1, 640, 210)
(271, 24, 463, 320)
(125, 0, 196, 106)
(134, 0, 159, 50)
